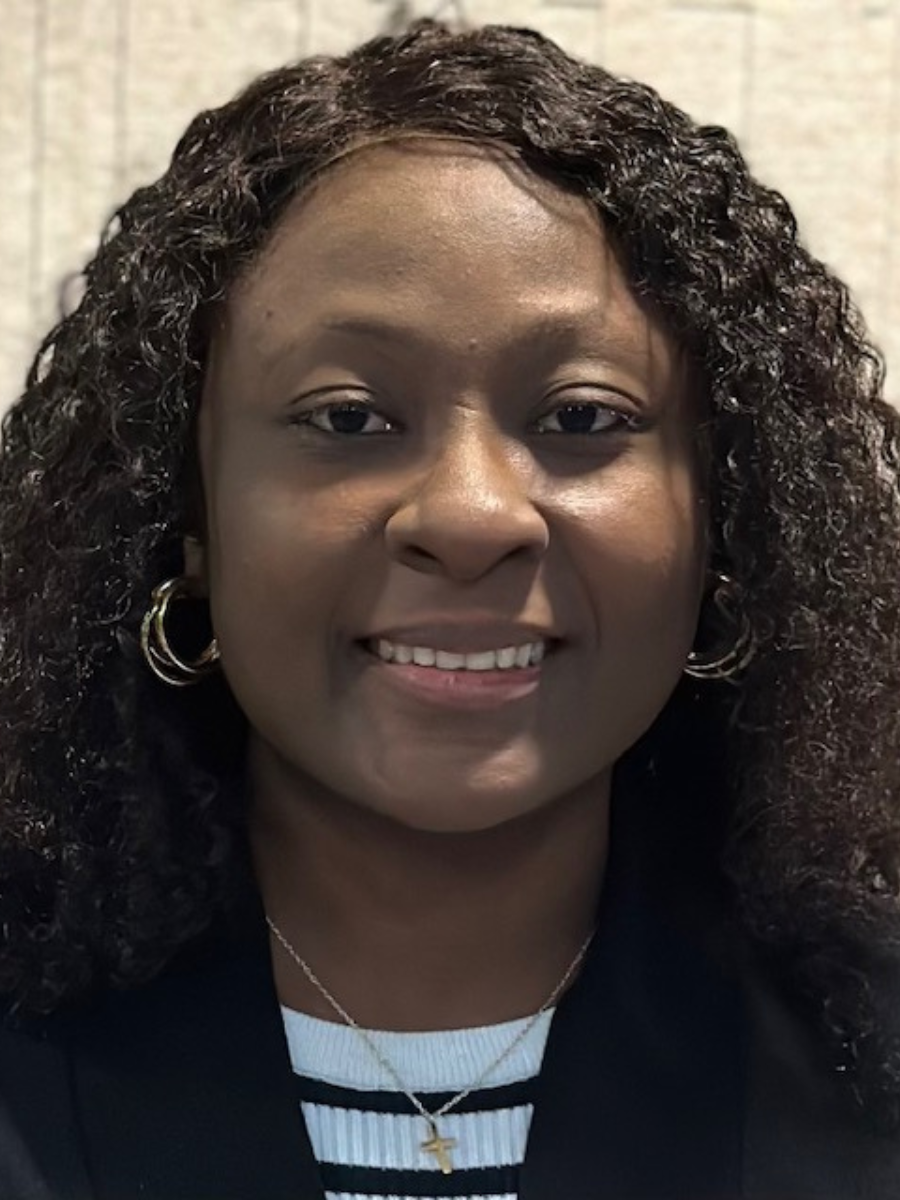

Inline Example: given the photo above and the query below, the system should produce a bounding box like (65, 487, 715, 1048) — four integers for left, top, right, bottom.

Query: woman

(1, 19, 898, 1200)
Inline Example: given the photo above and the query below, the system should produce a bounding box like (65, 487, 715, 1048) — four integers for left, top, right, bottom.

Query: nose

(384, 415, 549, 582)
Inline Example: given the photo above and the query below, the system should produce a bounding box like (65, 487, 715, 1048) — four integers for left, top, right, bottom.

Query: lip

(355, 637, 556, 711)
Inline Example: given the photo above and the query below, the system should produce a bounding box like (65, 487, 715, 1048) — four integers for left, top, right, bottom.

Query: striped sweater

(282, 1006, 555, 1200)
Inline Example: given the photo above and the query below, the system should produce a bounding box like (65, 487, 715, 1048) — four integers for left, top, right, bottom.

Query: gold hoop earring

(140, 577, 220, 687)
(684, 572, 756, 681)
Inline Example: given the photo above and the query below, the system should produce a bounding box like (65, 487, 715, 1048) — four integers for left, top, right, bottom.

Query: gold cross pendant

(421, 1119, 457, 1175)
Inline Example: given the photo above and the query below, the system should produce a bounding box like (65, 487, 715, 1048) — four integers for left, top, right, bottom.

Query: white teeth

(435, 650, 466, 669)
(465, 651, 498, 671)
(372, 638, 549, 671)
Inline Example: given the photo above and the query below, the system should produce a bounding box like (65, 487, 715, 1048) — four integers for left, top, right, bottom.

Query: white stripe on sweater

(325, 1195, 518, 1200)
(281, 1006, 554, 1091)
(302, 1103, 535, 1170)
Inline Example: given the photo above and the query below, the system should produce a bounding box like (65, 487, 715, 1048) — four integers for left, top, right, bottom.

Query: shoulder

(0, 910, 302, 1200)
(738, 946, 900, 1197)
(0, 922, 249, 1198)
(0, 1005, 90, 1198)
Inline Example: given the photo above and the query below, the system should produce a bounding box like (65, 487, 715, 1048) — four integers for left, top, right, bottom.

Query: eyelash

(291, 395, 642, 438)
(532, 403, 639, 436)
(292, 401, 397, 437)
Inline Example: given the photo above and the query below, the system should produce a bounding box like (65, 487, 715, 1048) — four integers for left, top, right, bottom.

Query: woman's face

(193, 140, 707, 833)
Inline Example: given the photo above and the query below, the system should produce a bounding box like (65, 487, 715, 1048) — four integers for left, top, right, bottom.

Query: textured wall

(1, 0, 898, 413)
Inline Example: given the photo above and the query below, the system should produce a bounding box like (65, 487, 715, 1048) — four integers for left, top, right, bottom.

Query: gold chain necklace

(266, 915, 593, 1175)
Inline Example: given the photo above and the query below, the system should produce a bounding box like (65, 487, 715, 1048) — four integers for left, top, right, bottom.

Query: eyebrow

(316, 311, 636, 354)
(313, 313, 666, 395)
(260, 309, 669, 407)
(321, 316, 426, 344)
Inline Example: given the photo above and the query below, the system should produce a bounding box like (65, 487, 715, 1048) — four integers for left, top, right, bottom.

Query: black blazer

(2, 862, 899, 1199)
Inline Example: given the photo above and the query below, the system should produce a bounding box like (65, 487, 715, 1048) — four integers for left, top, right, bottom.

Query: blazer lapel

(521, 862, 746, 1200)
(520, 821, 900, 1200)
(68, 907, 326, 1200)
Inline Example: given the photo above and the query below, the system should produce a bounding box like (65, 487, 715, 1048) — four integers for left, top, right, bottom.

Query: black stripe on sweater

(319, 1161, 520, 1197)
(294, 1072, 537, 1114)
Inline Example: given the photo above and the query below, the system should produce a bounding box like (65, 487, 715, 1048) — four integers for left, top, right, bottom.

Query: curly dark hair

(1, 19, 899, 1119)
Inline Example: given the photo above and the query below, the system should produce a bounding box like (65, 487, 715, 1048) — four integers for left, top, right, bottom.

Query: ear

(183, 534, 209, 596)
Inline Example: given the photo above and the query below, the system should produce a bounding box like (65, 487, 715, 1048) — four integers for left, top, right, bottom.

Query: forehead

(248, 138, 602, 276)
(215, 139, 675, 382)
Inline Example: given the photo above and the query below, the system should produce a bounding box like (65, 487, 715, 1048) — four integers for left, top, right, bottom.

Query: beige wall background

(1, 0, 898, 413)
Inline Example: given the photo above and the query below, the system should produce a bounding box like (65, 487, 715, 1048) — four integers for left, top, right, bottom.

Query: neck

(248, 753, 610, 1032)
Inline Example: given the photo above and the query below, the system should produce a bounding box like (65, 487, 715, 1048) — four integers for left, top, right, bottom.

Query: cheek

(578, 477, 705, 755)
(207, 459, 380, 576)
(202, 473, 381, 671)
(565, 463, 706, 663)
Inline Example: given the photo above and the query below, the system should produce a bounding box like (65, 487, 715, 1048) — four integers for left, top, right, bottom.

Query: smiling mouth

(364, 637, 552, 672)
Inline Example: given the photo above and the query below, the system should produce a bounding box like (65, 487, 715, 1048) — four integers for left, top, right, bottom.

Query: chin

(363, 784, 558, 837)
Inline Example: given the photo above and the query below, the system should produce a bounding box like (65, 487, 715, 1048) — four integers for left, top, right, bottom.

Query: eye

(533, 400, 636, 435)
(294, 400, 397, 436)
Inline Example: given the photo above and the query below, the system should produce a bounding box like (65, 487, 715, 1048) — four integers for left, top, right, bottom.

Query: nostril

(395, 543, 445, 574)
